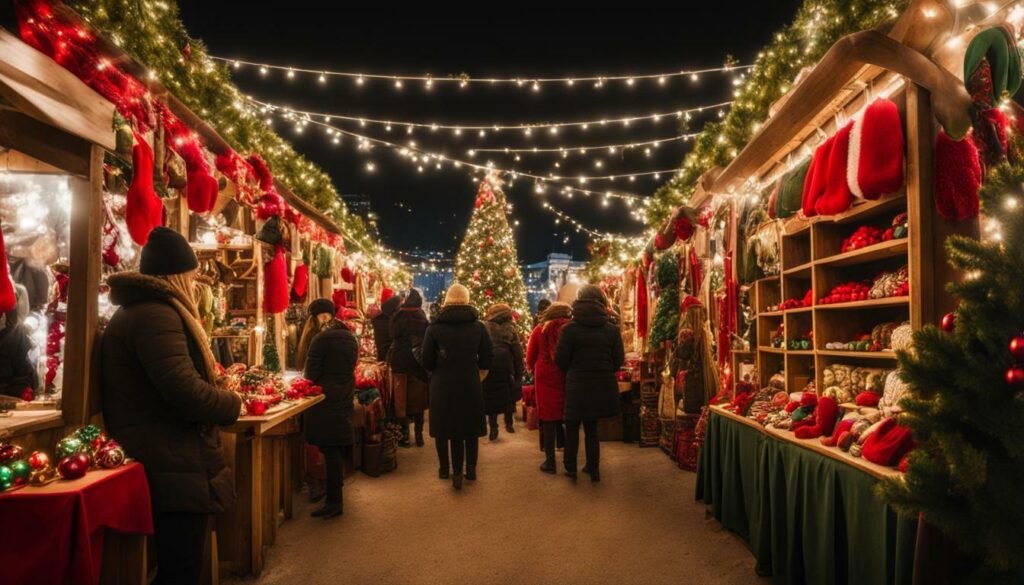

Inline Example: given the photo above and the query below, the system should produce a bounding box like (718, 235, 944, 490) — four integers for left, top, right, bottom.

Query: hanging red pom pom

(263, 245, 289, 314)
(125, 132, 164, 245)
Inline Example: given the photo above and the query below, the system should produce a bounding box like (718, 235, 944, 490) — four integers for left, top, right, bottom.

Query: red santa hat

(794, 396, 840, 440)
(126, 132, 164, 245)
(801, 135, 833, 217)
(846, 99, 904, 200)
(380, 287, 395, 304)
(814, 121, 855, 216)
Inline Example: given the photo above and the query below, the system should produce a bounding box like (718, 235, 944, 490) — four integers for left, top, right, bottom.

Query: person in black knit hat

(102, 227, 242, 585)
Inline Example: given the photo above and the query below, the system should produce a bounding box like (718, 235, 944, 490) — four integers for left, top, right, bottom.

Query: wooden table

(217, 395, 324, 578)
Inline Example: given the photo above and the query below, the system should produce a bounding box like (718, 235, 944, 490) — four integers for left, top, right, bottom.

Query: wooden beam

(0, 148, 64, 174)
(62, 144, 103, 426)
(0, 110, 91, 176)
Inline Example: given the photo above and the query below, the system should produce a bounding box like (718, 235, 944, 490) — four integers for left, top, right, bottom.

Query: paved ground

(226, 418, 765, 585)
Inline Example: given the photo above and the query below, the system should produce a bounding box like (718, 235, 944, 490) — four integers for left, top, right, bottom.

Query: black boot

(505, 406, 516, 433)
(415, 415, 425, 447)
(452, 472, 463, 490)
(539, 460, 556, 474)
(399, 419, 411, 448)
(439, 467, 450, 480)
(312, 488, 343, 518)
(465, 467, 477, 481)
(488, 415, 499, 442)
(583, 465, 601, 483)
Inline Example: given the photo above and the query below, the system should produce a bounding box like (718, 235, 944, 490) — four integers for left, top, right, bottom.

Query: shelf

(816, 238, 908, 268)
(0, 410, 63, 440)
(788, 350, 815, 356)
(192, 243, 254, 253)
(830, 193, 907, 224)
(759, 347, 786, 354)
(785, 306, 813, 314)
(815, 297, 909, 311)
(758, 311, 784, 318)
(817, 350, 898, 360)
(783, 261, 813, 277)
(783, 218, 814, 236)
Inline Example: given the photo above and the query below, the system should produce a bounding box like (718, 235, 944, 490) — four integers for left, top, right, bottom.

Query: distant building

(523, 253, 587, 313)
(411, 261, 455, 310)
(341, 194, 377, 234)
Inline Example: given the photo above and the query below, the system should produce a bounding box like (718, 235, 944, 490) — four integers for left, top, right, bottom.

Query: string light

(246, 97, 732, 134)
(471, 134, 697, 155)
(214, 56, 751, 88)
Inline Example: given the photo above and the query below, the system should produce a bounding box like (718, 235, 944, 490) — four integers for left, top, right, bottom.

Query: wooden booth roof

(0, 28, 115, 151)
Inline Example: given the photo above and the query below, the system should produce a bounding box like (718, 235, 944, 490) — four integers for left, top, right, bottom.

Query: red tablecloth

(0, 462, 153, 585)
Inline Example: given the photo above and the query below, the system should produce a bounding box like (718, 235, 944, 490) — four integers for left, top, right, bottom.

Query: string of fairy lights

(212, 55, 751, 91)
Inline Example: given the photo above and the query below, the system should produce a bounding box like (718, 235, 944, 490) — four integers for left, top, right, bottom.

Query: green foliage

(880, 161, 1024, 584)
(454, 177, 530, 328)
(649, 251, 681, 348)
(646, 0, 905, 225)
(311, 244, 334, 278)
(262, 321, 281, 372)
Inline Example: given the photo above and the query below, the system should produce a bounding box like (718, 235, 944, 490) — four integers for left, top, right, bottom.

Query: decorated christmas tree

(881, 159, 1024, 584)
(454, 173, 530, 327)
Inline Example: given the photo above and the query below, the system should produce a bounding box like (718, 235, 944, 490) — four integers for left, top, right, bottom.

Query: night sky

(171, 5, 802, 263)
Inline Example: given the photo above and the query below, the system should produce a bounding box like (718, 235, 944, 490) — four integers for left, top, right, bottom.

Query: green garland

(649, 251, 681, 348)
(67, 0, 390, 261)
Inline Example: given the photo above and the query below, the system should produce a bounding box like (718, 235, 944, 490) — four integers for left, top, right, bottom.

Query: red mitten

(821, 418, 855, 447)
(126, 132, 164, 245)
(855, 391, 881, 407)
(815, 122, 855, 216)
(802, 137, 833, 217)
(934, 130, 982, 221)
(263, 245, 289, 314)
(795, 396, 839, 439)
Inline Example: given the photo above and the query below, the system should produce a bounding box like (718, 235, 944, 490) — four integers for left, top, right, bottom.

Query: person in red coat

(526, 301, 572, 474)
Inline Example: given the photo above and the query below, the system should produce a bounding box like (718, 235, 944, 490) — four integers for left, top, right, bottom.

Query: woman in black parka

(102, 228, 242, 584)
(482, 303, 524, 441)
(419, 283, 494, 490)
(555, 284, 625, 482)
(389, 289, 429, 447)
(371, 293, 401, 361)
(303, 298, 359, 518)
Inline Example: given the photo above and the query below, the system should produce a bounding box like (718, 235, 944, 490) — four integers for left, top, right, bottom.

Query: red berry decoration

(1010, 335, 1024, 362)
(1007, 366, 1024, 389)
(27, 451, 50, 470)
(245, 400, 268, 416)
(940, 312, 957, 333)
(57, 454, 90, 480)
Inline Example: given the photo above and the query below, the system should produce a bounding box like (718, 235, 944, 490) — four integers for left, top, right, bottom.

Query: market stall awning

(0, 28, 115, 151)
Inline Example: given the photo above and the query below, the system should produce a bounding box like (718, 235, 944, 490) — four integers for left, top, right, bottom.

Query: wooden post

(63, 144, 104, 426)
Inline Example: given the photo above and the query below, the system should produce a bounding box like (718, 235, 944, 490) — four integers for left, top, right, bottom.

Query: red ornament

(57, 454, 90, 480)
(20, 388, 33, 402)
(485, 289, 493, 298)
(940, 312, 957, 332)
(0, 444, 23, 465)
(1010, 335, 1024, 362)
(246, 400, 268, 416)
(28, 451, 50, 471)
(1007, 366, 1024, 389)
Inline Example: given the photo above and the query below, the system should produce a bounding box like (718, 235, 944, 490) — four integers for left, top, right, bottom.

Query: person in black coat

(389, 289, 429, 447)
(371, 293, 401, 361)
(419, 283, 494, 490)
(0, 290, 38, 400)
(482, 303, 524, 441)
(555, 284, 625, 482)
(102, 228, 242, 585)
(303, 298, 359, 519)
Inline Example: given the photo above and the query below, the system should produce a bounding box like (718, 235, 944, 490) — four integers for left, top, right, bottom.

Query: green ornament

(10, 460, 30, 481)
(0, 465, 12, 488)
(76, 425, 102, 443)
(801, 340, 810, 350)
(56, 437, 85, 458)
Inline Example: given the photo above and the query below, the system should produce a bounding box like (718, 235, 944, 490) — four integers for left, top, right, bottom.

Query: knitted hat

(777, 158, 811, 219)
(847, 99, 904, 200)
(536, 298, 551, 315)
(403, 289, 423, 309)
(964, 26, 1023, 105)
(444, 283, 471, 306)
(485, 302, 513, 321)
(380, 287, 395, 304)
(578, 284, 607, 304)
(541, 301, 572, 322)
(140, 227, 199, 276)
(308, 298, 335, 319)
(861, 417, 916, 467)
(814, 121, 855, 216)
(801, 136, 833, 217)
(934, 130, 982, 221)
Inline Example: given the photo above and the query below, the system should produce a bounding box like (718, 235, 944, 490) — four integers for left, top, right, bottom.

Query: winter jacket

(101, 273, 242, 515)
(555, 299, 625, 421)
(420, 305, 494, 440)
(0, 322, 38, 397)
(389, 292, 429, 379)
(526, 318, 570, 422)
(482, 312, 524, 414)
(371, 295, 401, 361)
(303, 320, 359, 446)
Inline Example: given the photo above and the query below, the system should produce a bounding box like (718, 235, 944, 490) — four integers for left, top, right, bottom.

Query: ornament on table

(75, 425, 103, 444)
(29, 466, 57, 486)
(10, 460, 31, 485)
(95, 442, 126, 469)
(56, 436, 87, 459)
(245, 399, 268, 416)
(27, 451, 50, 470)
(940, 312, 957, 333)
(57, 454, 90, 480)
(0, 465, 12, 490)
(0, 443, 24, 465)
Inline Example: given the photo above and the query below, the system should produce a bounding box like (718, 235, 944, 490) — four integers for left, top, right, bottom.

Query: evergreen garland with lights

(648, 251, 680, 348)
(879, 160, 1024, 585)
(454, 174, 530, 328)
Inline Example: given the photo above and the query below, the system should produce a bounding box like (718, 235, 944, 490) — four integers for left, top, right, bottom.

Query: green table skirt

(695, 410, 918, 585)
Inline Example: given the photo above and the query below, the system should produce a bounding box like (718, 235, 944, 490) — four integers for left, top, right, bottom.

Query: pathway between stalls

(226, 418, 764, 585)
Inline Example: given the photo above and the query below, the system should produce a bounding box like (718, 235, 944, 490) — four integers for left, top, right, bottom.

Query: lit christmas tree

(454, 173, 530, 328)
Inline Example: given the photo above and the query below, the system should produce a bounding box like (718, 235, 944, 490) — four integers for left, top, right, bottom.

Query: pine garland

(649, 251, 680, 348)
(879, 161, 1024, 584)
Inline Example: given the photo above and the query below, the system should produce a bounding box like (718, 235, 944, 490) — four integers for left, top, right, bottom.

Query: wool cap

(308, 298, 336, 319)
(140, 227, 199, 276)
(444, 283, 471, 306)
